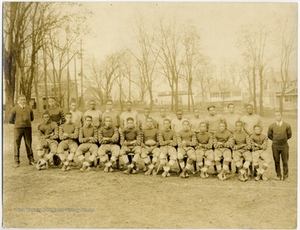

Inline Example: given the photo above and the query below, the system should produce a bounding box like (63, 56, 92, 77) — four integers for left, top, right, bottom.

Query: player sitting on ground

(36, 111, 59, 170)
(140, 117, 160, 176)
(177, 120, 197, 178)
(232, 121, 252, 182)
(250, 124, 270, 181)
(120, 117, 142, 174)
(213, 121, 233, 181)
(75, 115, 98, 172)
(195, 122, 214, 179)
(98, 116, 120, 172)
(157, 118, 177, 178)
(57, 112, 79, 171)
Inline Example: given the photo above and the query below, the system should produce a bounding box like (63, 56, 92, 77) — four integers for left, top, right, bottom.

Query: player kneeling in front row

(36, 112, 59, 170)
(232, 121, 252, 182)
(195, 122, 214, 178)
(177, 120, 196, 178)
(57, 112, 79, 171)
(120, 117, 142, 174)
(141, 117, 160, 175)
(75, 115, 98, 172)
(251, 124, 270, 181)
(158, 118, 177, 177)
(213, 121, 233, 181)
(98, 116, 120, 172)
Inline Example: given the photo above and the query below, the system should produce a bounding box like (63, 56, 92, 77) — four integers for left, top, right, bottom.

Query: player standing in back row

(204, 105, 224, 134)
(224, 103, 241, 133)
(240, 104, 262, 135)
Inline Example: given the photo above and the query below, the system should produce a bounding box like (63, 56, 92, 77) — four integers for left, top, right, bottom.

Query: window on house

(284, 96, 292, 102)
(211, 92, 219, 98)
(220, 92, 230, 98)
(232, 91, 241, 97)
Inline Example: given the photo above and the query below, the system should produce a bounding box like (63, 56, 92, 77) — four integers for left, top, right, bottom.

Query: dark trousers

(272, 144, 289, 178)
(14, 127, 34, 163)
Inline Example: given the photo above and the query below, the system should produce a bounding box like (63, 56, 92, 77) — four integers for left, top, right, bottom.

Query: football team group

(9, 95, 292, 182)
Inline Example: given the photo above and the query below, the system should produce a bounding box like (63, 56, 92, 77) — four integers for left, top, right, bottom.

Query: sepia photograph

(2, 1, 298, 229)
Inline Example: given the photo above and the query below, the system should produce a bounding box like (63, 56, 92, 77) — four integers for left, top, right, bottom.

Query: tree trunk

(187, 81, 191, 112)
(252, 66, 257, 113)
(43, 45, 48, 110)
(189, 80, 194, 110)
(74, 58, 78, 104)
(4, 48, 16, 123)
(34, 52, 40, 111)
(148, 84, 153, 110)
(259, 67, 264, 116)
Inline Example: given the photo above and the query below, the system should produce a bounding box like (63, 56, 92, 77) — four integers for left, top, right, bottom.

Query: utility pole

(80, 39, 84, 107)
(74, 57, 79, 104)
(67, 32, 70, 111)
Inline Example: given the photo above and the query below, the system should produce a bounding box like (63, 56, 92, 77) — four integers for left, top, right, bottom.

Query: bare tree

(130, 17, 159, 109)
(237, 23, 274, 115)
(276, 19, 297, 113)
(86, 52, 124, 104)
(156, 18, 184, 111)
(181, 25, 202, 111)
(195, 58, 214, 105)
(3, 2, 33, 121)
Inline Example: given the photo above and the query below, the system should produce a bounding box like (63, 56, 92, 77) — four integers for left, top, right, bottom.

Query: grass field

(2, 113, 298, 228)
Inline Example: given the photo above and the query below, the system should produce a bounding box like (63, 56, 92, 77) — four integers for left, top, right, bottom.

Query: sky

(81, 2, 298, 74)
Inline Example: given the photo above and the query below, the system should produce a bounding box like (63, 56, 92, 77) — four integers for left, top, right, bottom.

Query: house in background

(263, 70, 297, 111)
(31, 69, 79, 110)
(157, 90, 195, 106)
(195, 81, 243, 108)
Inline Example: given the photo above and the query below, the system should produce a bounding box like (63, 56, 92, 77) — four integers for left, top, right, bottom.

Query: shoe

(29, 160, 35, 166)
(86, 166, 91, 172)
(217, 173, 223, 181)
(145, 168, 153, 175)
(274, 176, 281, 180)
(66, 166, 71, 171)
(167, 172, 171, 177)
(185, 172, 189, 178)
(200, 171, 206, 179)
(109, 167, 114, 172)
(143, 166, 148, 172)
(15, 162, 20, 168)
(80, 165, 87, 172)
(104, 166, 109, 172)
(131, 169, 137, 174)
(283, 177, 290, 182)
(123, 169, 130, 174)
(222, 172, 227, 180)
(152, 170, 158, 175)
(180, 172, 186, 178)
(61, 165, 66, 172)
(162, 171, 168, 177)
(262, 175, 268, 181)
(204, 172, 209, 178)
(238, 174, 245, 182)
(255, 174, 261, 181)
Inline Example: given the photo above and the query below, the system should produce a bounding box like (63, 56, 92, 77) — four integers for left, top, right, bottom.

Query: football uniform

(98, 126, 120, 172)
